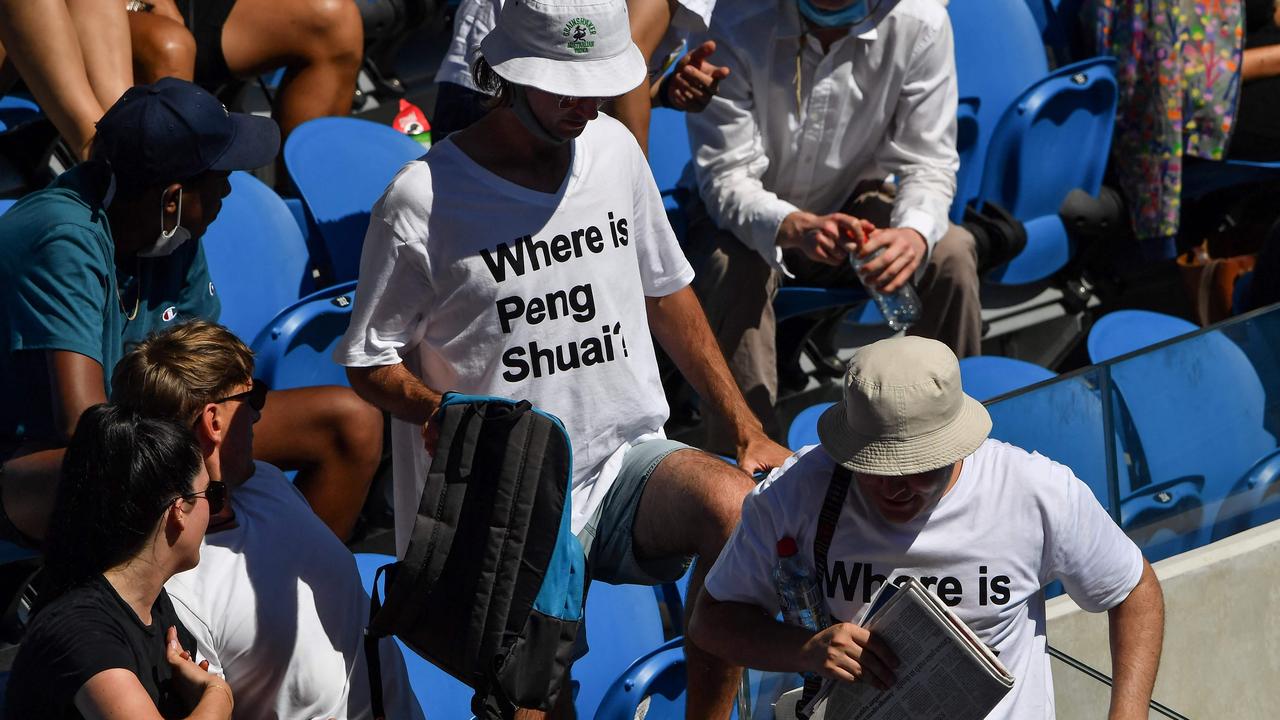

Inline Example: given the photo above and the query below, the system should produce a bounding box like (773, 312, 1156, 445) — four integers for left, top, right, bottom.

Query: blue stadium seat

(250, 281, 357, 390)
(284, 117, 425, 283)
(1023, 0, 1089, 65)
(593, 638, 687, 720)
(786, 402, 834, 452)
(353, 553, 476, 719)
(948, 0, 1049, 212)
(0, 198, 15, 215)
(0, 95, 40, 133)
(976, 57, 1118, 284)
(647, 107, 691, 203)
(202, 171, 313, 342)
(1095, 313, 1278, 558)
(951, 97, 982, 222)
(1182, 156, 1280, 200)
(1086, 310, 1197, 364)
(958, 355, 1057, 401)
(647, 107, 692, 240)
(575, 580, 669, 719)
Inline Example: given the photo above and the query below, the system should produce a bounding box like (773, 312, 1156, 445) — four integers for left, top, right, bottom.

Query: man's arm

(47, 350, 107, 442)
(686, 19, 805, 267)
(689, 592, 898, 689)
(874, 13, 959, 261)
(345, 363, 442, 427)
(645, 287, 790, 473)
(1106, 559, 1164, 720)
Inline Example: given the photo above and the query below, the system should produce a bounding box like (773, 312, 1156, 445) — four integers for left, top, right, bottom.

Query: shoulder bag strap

(798, 463, 853, 718)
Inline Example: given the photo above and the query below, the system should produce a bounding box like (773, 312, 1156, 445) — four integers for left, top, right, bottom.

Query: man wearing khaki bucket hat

(337, 0, 792, 716)
(691, 337, 1166, 718)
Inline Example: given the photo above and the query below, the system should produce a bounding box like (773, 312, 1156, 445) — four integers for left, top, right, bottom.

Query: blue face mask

(796, 0, 891, 31)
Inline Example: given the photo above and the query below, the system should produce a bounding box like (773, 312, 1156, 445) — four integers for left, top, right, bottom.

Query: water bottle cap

(777, 536, 799, 557)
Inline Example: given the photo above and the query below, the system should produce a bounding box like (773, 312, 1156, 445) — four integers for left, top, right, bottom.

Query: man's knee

(326, 388, 384, 461)
(132, 17, 197, 80)
(682, 455, 752, 548)
(293, 0, 364, 64)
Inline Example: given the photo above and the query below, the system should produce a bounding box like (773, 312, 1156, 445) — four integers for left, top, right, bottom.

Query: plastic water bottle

(774, 537, 829, 633)
(850, 247, 922, 332)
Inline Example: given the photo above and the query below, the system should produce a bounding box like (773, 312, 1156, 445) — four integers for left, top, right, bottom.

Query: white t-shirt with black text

(165, 462, 423, 720)
(334, 115, 693, 556)
(704, 439, 1145, 719)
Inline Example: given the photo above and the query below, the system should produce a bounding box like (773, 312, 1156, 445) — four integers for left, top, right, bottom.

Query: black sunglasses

(212, 378, 269, 413)
(179, 480, 227, 514)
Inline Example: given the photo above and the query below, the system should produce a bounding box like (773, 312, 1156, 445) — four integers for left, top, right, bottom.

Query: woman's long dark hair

(38, 403, 203, 608)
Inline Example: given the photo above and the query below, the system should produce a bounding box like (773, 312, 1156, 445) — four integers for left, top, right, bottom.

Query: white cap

(480, 0, 647, 97)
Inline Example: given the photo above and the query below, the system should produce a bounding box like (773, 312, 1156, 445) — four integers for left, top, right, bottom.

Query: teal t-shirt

(0, 163, 223, 446)
(0, 163, 123, 444)
(119, 236, 222, 350)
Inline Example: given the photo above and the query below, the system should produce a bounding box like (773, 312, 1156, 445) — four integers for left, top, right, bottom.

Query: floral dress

(1094, 0, 1244, 251)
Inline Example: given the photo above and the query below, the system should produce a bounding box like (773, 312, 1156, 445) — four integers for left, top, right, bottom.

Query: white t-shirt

(433, 0, 717, 89)
(334, 116, 694, 556)
(434, 0, 502, 91)
(705, 439, 1145, 720)
(165, 462, 424, 720)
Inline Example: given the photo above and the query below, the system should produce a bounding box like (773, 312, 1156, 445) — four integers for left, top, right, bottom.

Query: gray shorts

(577, 437, 695, 587)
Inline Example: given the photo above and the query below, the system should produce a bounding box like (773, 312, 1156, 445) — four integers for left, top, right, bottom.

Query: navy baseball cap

(94, 77, 280, 189)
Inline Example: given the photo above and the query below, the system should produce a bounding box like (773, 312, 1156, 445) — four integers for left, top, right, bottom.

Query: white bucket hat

(817, 337, 992, 476)
(480, 0, 647, 98)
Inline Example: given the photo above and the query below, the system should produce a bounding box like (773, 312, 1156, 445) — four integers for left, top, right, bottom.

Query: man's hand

(778, 211, 875, 266)
(799, 622, 900, 690)
(422, 416, 440, 455)
(736, 430, 791, 477)
(663, 40, 731, 112)
(853, 227, 927, 293)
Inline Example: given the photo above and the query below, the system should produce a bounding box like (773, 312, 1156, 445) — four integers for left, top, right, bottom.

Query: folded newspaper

(795, 577, 1015, 720)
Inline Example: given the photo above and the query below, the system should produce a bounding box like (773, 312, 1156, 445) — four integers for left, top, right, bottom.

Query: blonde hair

(111, 320, 255, 422)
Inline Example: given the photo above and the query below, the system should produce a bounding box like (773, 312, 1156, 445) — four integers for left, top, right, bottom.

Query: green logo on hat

(562, 17, 597, 54)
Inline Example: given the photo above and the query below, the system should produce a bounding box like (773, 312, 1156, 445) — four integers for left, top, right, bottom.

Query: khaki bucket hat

(817, 337, 992, 475)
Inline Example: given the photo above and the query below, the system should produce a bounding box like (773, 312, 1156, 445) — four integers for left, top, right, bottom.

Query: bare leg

(610, 0, 675, 153)
(127, 9, 197, 83)
(218, 0, 363, 138)
(253, 386, 383, 541)
(631, 449, 754, 720)
(65, 0, 133, 110)
(0, 0, 106, 157)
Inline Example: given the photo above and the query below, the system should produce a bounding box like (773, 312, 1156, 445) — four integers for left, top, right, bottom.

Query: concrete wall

(1046, 519, 1280, 718)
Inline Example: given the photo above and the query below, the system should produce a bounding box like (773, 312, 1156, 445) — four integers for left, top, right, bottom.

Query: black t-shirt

(1246, 0, 1280, 48)
(5, 574, 199, 719)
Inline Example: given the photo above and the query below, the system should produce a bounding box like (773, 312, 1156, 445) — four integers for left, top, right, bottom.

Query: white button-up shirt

(687, 0, 959, 268)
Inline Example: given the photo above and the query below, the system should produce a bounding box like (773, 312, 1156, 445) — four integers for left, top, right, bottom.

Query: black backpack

(365, 393, 585, 719)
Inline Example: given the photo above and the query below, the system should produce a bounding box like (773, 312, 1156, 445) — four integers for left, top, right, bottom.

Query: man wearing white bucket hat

(337, 0, 792, 716)
(691, 337, 1165, 718)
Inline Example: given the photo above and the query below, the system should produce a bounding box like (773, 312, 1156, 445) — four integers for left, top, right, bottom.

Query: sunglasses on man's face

(556, 94, 607, 110)
(211, 379, 269, 413)
(179, 480, 227, 515)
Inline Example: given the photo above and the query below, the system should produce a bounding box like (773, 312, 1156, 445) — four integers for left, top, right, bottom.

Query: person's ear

(164, 498, 188, 545)
(160, 182, 183, 219)
(195, 402, 228, 445)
